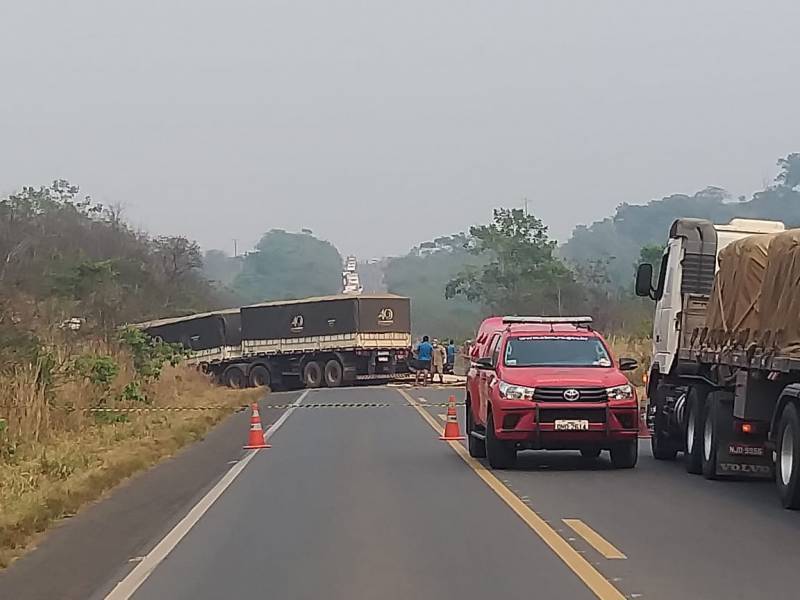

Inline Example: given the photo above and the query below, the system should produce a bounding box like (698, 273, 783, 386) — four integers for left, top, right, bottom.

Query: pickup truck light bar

(501, 316, 593, 325)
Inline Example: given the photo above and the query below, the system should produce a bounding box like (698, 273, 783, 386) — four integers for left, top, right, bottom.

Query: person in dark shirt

(446, 339, 456, 373)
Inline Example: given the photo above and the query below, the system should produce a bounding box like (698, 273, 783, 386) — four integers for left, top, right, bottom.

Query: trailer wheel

(701, 394, 720, 479)
(249, 365, 271, 388)
(486, 411, 516, 469)
(684, 387, 706, 475)
(323, 359, 343, 388)
(776, 402, 800, 509)
(466, 397, 486, 458)
(303, 360, 323, 388)
(222, 366, 246, 389)
(610, 440, 638, 468)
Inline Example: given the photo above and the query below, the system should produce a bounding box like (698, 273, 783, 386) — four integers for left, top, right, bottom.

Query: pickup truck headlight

(606, 384, 634, 401)
(498, 380, 535, 400)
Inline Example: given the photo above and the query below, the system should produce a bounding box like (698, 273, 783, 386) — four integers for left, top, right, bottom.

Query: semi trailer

(634, 217, 800, 508)
(137, 294, 412, 390)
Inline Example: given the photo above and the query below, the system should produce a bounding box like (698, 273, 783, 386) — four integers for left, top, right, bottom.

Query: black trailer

(135, 309, 242, 367)
(222, 294, 412, 389)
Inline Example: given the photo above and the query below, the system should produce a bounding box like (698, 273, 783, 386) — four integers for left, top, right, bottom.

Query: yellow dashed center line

(398, 389, 626, 600)
(563, 519, 627, 560)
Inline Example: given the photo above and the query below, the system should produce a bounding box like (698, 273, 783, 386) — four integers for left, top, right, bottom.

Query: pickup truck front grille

(533, 387, 607, 402)
(538, 408, 606, 424)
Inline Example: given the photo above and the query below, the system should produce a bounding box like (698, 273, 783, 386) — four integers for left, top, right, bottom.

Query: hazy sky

(2, 1, 799, 258)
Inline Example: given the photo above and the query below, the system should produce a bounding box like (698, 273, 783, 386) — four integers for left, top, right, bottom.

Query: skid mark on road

(400, 389, 627, 600)
(563, 519, 627, 560)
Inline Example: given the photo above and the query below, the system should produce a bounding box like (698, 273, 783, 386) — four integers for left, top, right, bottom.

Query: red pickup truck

(465, 316, 640, 469)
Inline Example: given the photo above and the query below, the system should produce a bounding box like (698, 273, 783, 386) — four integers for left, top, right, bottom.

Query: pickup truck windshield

(504, 336, 612, 367)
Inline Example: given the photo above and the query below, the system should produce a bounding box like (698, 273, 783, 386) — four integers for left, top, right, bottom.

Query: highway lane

(115, 385, 600, 600)
(418, 387, 800, 600)
(9, 383, 800, 599)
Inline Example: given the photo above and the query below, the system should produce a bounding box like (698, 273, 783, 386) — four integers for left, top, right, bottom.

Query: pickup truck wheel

(303, 361, 323, 388)
(466, 399, 486, 458)
(222, 366, 246, 389)
(684, 387, 706, 474)
(580, 448, 602, 459)
(610, 440, 638, 468)
(486, 411, 516, 469)
(248, 365, 271, 388)
(701, 395, 719, 479)
(324, 359, 343, 388)
(776, 402, 800, 509)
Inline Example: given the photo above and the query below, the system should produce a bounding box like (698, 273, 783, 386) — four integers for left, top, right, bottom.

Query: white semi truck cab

(637, 218, 785, 380)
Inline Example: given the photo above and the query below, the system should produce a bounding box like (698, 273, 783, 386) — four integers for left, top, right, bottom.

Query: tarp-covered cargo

(241, 294, 412, 353)
(703, 233, 776, 348)
(758, 229, 800, 355)
(135, 309, 242, 363)
(702, 229, 800, 356)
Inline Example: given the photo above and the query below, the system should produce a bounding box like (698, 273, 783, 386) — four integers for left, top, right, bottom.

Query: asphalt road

(4, 384, 800, 600)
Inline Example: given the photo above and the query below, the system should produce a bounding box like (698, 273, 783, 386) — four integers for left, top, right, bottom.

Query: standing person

(416, 335, 433, 386)
(446, 339, 456, 374)
(431, 339, 446, 384)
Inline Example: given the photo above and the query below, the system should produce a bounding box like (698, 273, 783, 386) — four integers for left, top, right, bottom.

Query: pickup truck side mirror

(474, 356, 494, 370)
(618, 357, 638, 372)
(635, 263, 654, 298)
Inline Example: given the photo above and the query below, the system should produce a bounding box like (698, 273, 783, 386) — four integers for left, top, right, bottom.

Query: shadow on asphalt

(485, 451, 617, 472)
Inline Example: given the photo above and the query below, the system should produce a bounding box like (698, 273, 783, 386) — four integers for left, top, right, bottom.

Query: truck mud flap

(713, 398, 773, 479)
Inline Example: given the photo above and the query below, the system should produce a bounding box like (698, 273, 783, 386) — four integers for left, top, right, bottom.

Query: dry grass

(607, 336, 651, 386)
(0, 364, 261, 568)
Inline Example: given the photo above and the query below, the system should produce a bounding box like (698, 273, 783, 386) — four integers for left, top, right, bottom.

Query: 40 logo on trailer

(378, 307, 394, 325)
(290, 315, 304, 332)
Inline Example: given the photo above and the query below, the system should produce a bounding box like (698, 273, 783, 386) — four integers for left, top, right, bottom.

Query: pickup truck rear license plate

(554, 419, 589, 431)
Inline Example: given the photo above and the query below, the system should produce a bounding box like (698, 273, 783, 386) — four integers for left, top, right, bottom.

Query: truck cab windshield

(504, 336, 612, 368)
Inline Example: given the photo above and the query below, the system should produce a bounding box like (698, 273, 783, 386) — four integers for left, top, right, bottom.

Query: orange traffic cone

(440, 395, 465, 441)
(638, 406, 651, 439)
(243, 403, 271, 449)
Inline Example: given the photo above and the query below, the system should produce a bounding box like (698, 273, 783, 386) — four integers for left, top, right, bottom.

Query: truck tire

(323, 359, 343, 388)
(684, 387, 706, 474)
(466, 398, 486, 458)
(303, 360, 323, 388)
(222, 366, 246, 389)
(486, 411, 516, 469)
(776, 402, 800, 509)
(651, 384, 679, 460)
(701, 394, 720, 479)
(610, 440, 638, 468)
(248, 365, 271, 388)
(581, 448, 602, 459)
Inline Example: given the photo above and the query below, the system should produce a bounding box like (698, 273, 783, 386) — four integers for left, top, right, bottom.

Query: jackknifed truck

(136, 294, 412, 390)
(635, 217, 800, 508)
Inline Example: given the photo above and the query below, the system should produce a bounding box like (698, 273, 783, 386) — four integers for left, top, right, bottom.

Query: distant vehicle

(636, 217, 800, 509)
(465, 316, 640, 469)
(342, 255, 363, 294)
(135, 294, 412, 390)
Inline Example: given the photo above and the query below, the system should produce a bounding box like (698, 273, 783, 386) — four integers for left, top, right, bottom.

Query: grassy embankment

(0, 349, 260, 568)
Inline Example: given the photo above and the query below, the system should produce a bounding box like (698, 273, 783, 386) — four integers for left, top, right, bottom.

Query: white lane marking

(104, 389, 310, 600)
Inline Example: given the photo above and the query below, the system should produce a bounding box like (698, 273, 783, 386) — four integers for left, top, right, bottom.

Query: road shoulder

(0, 394, 293, 600)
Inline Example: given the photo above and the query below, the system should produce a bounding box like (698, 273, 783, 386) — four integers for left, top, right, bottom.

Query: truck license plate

(554, 419, 589, 431)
